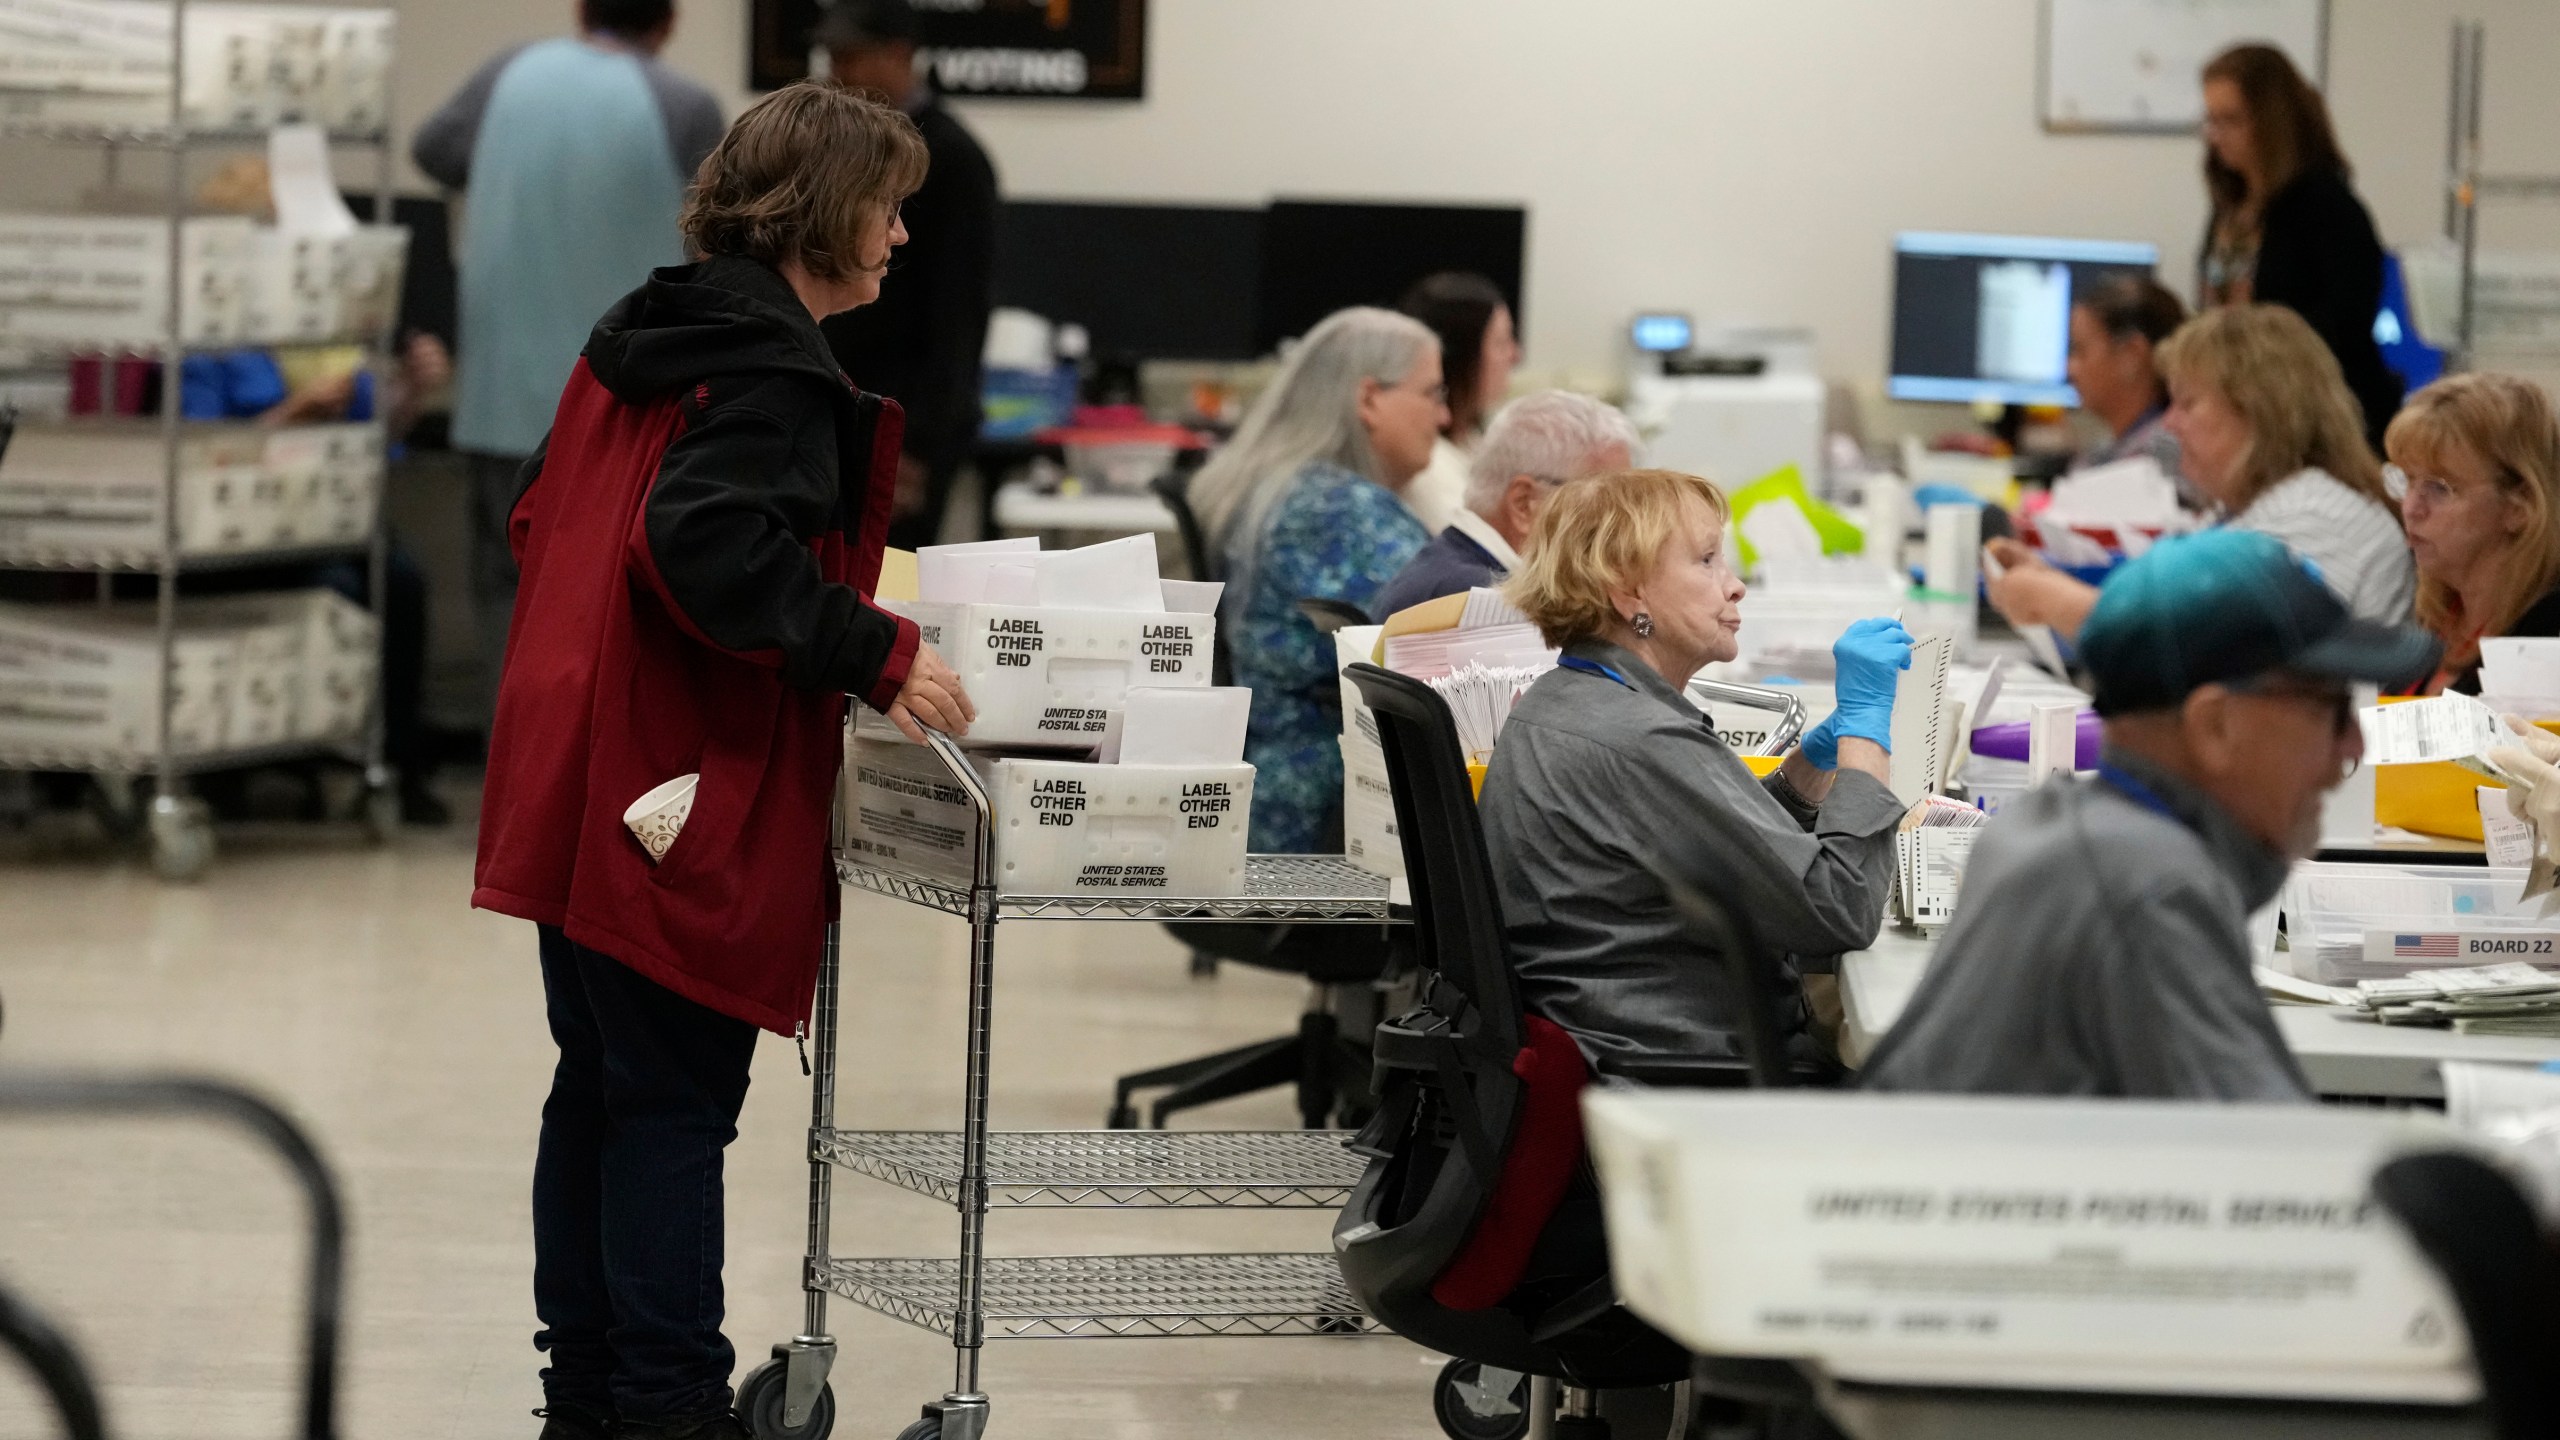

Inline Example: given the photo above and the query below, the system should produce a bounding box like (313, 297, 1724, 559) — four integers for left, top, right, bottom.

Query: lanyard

(2097, 763, 2186, 828)
(1556, 654, 1634, 689)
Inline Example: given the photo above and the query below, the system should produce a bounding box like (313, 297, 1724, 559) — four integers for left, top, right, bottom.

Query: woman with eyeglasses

(2387, 374, 2560, 695)
(1187, 306, 1445, 851)
(2196, 43, 2402, 447)
(1988, 304, 2413, 641)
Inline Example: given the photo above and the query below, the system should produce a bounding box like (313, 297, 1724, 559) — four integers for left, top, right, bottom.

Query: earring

(1631, 612, 1655, 639)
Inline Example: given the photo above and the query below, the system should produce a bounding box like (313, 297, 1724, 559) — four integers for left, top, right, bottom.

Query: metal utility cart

(737, 732, 1397, 1440)
(0, 0, 401, 878)
(2441, 20, 2560, 372)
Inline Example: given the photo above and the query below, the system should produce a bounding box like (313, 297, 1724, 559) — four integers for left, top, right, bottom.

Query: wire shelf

(814, 1252, 1378, 1340)
(0, 540, 370, 574)
(0, 733, 361, 775)
(837, 852, 1396, 923)
(814, 1129, 1364, 1208)
(0, 120, 390, 147)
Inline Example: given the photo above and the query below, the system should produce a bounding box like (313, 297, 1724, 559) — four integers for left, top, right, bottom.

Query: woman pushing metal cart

(736, 731, 1397, 1440)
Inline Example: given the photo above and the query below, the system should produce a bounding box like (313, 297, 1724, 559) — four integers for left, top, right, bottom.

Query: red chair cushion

(1429, 1014, 1589, 1311)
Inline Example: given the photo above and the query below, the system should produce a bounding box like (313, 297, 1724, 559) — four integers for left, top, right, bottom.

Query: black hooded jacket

(520, 253, 910, 696)
(476, 254, 915, 1034)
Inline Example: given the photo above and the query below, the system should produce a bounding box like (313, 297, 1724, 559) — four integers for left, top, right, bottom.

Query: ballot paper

(1978, 545, 2071, 677)
(2044, 455, 2181, 530)
(2479, 637, 2560, 703)
(1384, 621, 1552, 680)
(2254, 967, 2358, 1006)
(1034, 533, 1163, 612)
(917, 536, 1038, 605)
(1159, 579, 1223, 616)
(2358, 690, 2506, 774)
(1885, 634, 1953, 804)
(1894, 795, 1986, 928)
(1115, 685, 1249, 765)
(1425, 661, 1545, 761)
(2483, 785, 2538, 867)
(267, 124, 357, 238)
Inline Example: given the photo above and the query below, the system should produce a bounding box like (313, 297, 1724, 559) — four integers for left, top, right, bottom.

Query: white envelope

(917, 536, 1038, 604)
(1034, 533, 1163, 612)
(1118, 686, 1251, 765)
(1161, 578, 1224, 616)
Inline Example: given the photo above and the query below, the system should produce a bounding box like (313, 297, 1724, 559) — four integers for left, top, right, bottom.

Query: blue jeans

(533, 927, 758, 1421)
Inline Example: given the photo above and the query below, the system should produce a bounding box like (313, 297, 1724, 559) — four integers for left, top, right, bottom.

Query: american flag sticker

(2393, 933, 2460, 959)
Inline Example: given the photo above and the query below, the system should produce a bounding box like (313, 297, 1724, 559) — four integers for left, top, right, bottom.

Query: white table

(990, 480, 1177, 538)
(1837, 928, 2560, 1100)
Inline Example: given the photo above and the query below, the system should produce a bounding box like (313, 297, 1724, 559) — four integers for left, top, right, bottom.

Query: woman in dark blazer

(2197, 43, 2402, 447)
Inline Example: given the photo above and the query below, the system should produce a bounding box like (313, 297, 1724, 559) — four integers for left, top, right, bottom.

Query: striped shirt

(2232, 468, 2415, 624)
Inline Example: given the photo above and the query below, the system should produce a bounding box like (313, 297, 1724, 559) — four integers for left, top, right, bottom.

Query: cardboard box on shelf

(0, 586, 374, 761)
(844, 724, 1254, 898)
(880, 597, 1215, 750)
(0, 419, 380, 559)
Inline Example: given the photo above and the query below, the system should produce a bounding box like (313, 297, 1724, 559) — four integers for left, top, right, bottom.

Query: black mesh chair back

(1344, 664, 1522, 1050)
(2374, 1150, 2560, 1440)
(1148, 465, 1230, 688)
(1149, 464, 1216, 583)
(1332, 663, 1548, 1369)
(1296, 597, 1373, 635)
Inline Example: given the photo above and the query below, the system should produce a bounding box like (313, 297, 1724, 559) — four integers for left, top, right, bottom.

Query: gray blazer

(1477, 639, 1904, 1068)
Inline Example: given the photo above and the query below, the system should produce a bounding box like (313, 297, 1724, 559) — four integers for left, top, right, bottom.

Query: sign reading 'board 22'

(749, 0, 1148, 100)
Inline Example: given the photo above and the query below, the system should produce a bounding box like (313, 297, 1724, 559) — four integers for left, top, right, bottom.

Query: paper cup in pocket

(623, 774, 699, 863)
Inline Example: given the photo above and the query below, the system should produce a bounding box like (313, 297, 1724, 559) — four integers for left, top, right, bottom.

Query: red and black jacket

(473, 255, 920, 1034)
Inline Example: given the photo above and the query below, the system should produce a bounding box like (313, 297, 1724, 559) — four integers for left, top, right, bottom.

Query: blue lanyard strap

(1556, 654, 1634, 689)
(2097, 763, 2185, 826)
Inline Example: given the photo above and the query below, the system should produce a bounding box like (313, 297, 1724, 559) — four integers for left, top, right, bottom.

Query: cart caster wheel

(148, 797, 214, 882)
(891, 1420, 938, 1440)
(736, 1357, 834, 1439)
(1434, 1358, 1531, 1440)
(360, 782, 399, 844)
(1106, 1101, 1138, 1129)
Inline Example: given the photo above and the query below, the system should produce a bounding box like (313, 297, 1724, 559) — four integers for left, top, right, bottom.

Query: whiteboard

(2042, 0, 2327, 133)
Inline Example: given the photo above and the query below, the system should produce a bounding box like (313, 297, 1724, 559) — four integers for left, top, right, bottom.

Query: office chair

(2373, 1151, 2560, 1440)
(1296, 596, 1373, 634)
(1339, 663, 1832, 1440)
(1108, 468, 1403, 1129)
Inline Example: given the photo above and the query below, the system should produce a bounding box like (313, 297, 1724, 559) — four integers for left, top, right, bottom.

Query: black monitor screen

(1255, 200, 1526, 352)
(1888, 232, 2159, 406)
(993, 201, 1265, 361)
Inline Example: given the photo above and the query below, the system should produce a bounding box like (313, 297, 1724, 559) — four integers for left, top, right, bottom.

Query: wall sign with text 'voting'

(751, 0, 1148, 99)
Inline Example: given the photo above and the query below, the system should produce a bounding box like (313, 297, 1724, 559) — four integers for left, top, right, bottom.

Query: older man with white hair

(1367, 389, 1641, 619)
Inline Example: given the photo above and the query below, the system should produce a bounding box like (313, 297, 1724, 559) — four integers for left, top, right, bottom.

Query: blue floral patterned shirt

(1226, 462, 1429, 853)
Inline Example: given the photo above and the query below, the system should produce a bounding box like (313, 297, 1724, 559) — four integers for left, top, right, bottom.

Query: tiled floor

(0, 798, 1446, 1438)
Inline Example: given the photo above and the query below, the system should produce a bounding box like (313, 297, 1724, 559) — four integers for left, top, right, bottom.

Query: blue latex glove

(1799, 617, 1915, 768)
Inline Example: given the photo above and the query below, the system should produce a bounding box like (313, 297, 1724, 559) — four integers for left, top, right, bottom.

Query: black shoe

(612, 1414, 749, 1440)
(534, 1407, 611, 1440)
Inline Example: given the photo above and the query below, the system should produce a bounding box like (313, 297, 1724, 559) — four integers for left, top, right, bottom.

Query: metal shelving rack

(0, 0, 401, 878)
(746, 731, 1396, 1440)
(2442, 20, 2560, 372)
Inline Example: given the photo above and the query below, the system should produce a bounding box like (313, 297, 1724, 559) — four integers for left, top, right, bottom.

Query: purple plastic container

(1970, 709, 2101, 768)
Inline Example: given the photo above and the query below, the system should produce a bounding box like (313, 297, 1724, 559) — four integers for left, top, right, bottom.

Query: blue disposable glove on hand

(1799, 617, 1915, 769)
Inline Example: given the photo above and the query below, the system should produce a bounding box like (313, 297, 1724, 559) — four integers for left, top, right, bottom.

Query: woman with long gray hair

(1189, 306, 1446, 851)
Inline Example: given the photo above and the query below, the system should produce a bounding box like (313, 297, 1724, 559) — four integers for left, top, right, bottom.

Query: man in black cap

(1863, 528, 2440, 1100)
(817, 0, 1000, 550)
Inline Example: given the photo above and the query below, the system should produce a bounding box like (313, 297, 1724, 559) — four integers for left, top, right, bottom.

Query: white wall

(45, 0, 2560, 392)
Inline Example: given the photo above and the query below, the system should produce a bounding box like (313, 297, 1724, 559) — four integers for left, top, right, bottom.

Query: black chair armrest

(1596, 1054, 1757, 1089)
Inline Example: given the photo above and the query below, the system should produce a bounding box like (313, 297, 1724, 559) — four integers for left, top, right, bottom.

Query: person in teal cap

(1865, 529, 2438, 1100)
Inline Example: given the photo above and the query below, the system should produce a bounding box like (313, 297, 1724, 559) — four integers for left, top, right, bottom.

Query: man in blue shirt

(1367, 389, 1639, 620)
(412, 0, 725, 733)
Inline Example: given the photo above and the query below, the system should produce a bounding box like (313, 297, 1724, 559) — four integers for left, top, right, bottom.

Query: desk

(1837, 929, 2560, 1100)
(990, 480, 1176, 538)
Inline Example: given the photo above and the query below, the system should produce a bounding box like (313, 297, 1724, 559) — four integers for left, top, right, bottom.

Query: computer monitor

(1253, 200, 1526, 353)
(1888, 232, 2160, 407)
